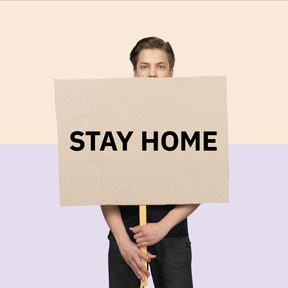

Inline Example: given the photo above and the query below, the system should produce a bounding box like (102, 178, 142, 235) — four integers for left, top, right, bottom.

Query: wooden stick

(139, 205, 147, 287)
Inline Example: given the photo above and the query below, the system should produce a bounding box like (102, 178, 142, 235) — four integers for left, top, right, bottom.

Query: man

(101, 37, 200, 288)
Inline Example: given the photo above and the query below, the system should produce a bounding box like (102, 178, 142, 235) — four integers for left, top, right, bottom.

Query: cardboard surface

(55, 77, 228, 205)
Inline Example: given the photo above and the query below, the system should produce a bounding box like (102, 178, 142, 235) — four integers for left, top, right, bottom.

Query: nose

(149, 68, 157, 77)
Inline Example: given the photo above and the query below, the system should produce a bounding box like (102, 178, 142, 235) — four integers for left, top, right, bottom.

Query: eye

(141, 65, 148, 70)
(158, 65, 165, 69)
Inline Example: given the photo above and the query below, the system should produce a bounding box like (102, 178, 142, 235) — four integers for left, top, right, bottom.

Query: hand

(118, 239, 156, 281)
(130, 222, 169, 248)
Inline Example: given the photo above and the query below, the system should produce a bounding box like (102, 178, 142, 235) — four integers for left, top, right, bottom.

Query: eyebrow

(139, 61, 167, 65)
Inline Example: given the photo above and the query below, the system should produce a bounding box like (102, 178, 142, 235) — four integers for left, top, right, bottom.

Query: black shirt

(108, 205, 188, 241)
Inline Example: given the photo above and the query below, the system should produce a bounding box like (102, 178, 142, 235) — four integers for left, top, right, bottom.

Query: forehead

(137, 49, 169, 64)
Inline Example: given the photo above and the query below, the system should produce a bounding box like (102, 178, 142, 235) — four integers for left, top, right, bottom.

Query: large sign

(55, 77, 228, 205)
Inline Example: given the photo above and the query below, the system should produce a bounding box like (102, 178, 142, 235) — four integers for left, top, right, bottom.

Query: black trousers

(108, 235, 193, 288)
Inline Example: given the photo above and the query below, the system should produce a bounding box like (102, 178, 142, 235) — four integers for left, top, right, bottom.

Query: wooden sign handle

(139, 205, 147, 287)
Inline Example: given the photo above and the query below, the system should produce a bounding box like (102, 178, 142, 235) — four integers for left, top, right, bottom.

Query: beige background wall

(1, 1, 287, 144)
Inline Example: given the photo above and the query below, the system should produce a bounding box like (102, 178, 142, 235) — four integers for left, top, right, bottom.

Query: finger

(132, 259, 149, 280)
(129, 225, 141, 233)
(131, 267, 141, 280)
(147, 252, 156, 259)
(133, 266, 145, 281)
(136, 238, 150, 246)
(137, 241, 151, 248)
(135, 229, 150, 240)
(134, 233, 144, 240)
(129, 262, 141, 280)
(137, 260, 150, 278)
(139, 250, 153, 263)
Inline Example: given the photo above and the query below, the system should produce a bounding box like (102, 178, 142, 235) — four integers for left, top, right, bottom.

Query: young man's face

(133, 49, 174, 78)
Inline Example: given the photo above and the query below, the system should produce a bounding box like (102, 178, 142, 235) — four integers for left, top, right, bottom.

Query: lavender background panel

(0, 144, 287, 288)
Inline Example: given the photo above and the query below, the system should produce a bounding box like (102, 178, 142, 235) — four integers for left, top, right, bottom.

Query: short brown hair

(130, 36, 175, 71)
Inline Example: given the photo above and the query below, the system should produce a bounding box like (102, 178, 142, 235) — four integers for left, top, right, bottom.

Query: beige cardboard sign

(55, 77, 228, 206)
